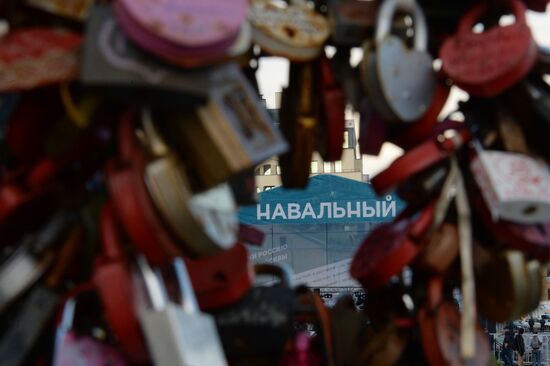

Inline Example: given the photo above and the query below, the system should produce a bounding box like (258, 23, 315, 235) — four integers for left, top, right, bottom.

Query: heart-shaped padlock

(364, 0, 436, 123)
(439, 0, 537, 97)
(248, 0, 330, 61)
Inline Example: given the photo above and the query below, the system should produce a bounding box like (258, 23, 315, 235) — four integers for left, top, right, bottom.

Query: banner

(240, 175, 406, 288)
(239, 174, 405, 225)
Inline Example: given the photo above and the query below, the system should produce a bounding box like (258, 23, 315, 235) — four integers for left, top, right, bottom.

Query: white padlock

(471, 150, 550, 224)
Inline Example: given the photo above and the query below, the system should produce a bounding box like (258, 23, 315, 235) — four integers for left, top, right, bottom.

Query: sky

(255, 8, 550, 178)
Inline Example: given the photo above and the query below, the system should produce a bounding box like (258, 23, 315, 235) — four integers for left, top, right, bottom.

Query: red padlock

(418, 277, 489, 366)
(106, 109, 183, 265)
(185, 243, 254, 310)
(93, 202, 149, 364)
(371, 126, 471, 194)
(350, 203, 434, 291)
(317, 54, 346, 162)
(0, 28, 82, 92)
(439, 0, 537, 97)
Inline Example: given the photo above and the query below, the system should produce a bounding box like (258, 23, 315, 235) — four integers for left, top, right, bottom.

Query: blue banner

(239, 175, 405, 225)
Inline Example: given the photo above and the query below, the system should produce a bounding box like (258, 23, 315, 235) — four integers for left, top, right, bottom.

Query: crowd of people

(500, 326, 545, 366)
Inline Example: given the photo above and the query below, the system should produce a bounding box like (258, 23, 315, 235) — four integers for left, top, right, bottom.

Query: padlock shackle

(135, 256, 167, 311)
(457, 0, 527, 36)
(254, 263, 293, 287)
(140, 107, 171, 158)
(172, 258, 200, 313)
(375, 0, 428, 52)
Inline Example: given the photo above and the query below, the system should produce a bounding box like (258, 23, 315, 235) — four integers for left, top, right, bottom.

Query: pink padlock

(53, 294, 129, 366)
(279, 331, 323, 366)
(114, 0, 247, 66)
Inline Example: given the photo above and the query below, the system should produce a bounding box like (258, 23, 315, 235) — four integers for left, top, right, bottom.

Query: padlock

(93, 202, 149, 364)
(25, 0, 94, 21)
(470, 148, 550, 224)
(213, 263, 297, 366)
(371, 126, 471, 194)
(53, 291, 129, 366)
(279, 62, 319, 188)
(498, 74, 550, 163)
(113, 0, 248, 67)
(139, 107, 239, 256)
(358, 97, 387, 156)
(332, 47, 363, 112)
(0, 211, 74, 311)
(293, 285, 335, 366)
(160, 64, 287, 189)
(248, 0, 330, 61)
(494, 105, 531, 155)
(106, 109, 183, 265)
(396, 161, 449, 208)
(183, 243, 254, 310)
(327, 0, 378, 47)
(439, 0, 537, 97)
(415, 222, 459, 274)
(474, 244, 529, 322)
(524, 259, 544, 316)
(0, 27, 81, 92)
(328, 295, 366, 366)
(279, 331, 323, 366)
(363, 0, 436, 123)
(0, 223, 81, 366)
(418, 277, 490, 366)
(359, 321, 408, 366)
(350, 202, 434, 291)
(134, 256, 228, 366)
(388, 81, 451, 150)
(316, 54, 345, 162)
(472, 186, 550, 261)
(81, 5, 240, 106)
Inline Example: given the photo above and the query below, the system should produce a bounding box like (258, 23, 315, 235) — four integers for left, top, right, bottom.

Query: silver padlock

(134, 256, 228, 366)
(471, 149, 550, 224)
(362, 0, 436, 123)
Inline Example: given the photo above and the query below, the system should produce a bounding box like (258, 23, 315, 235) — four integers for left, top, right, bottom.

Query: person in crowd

(514, 328, 526, 366)
(530, 329, 543, 366)
(501, 328, 515, 366)
(529, 317, 535, 333)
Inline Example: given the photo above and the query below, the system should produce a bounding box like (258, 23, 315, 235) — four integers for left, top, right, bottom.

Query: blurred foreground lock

(135, 256, 227, 366)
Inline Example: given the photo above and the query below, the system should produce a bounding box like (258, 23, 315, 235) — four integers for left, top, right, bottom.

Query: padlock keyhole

(283, 26, 296, 38)
(523, 205, 537, 215)
(214, 271, 227, 283)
